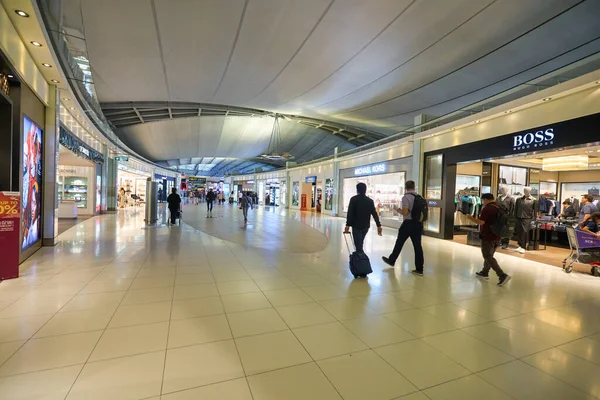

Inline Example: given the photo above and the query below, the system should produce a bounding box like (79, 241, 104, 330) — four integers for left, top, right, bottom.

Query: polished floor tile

(423, 374, 513, 400)
(293, 321, 367, 360)
(375, 340, 471, 389)
(67, 351, 164, 400)
(317, 350, 417, 400)
(227, 308, 288, 338)
(276, 302, 336, 328)
(161, 378, 253, 400)
(89, 322, 169, 361)
(0, 365, 82, 400)
(235, 330, 311, 375)
(167, 314, 231, 348)
(478, 360, 591, 399)
(162, 340, 244, 394)
(523, 347, 600, 398)
(247, 363, 342, 400)
(341, 315, 414, 347)
(0, 331, 101, 377)
(5, 205, 600, 400)
(422, 330, 514, 372)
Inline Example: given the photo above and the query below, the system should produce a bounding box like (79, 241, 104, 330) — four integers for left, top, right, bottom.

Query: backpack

(409, 193, 428, 223)
(489, 203, 508, 237)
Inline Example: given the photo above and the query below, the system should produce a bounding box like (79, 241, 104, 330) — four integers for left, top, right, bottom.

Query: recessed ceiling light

(596, 81, 600, 84)
(41, 63, 52, 68)
(504, 110, 512, 114)
(451, 128, 456, 130)
(474, 120, 480, 123)
(51, 79, 59, 83)
(7, 74, 13, 78)
(62, 97, 69, 101)
(70, 107, 75, 110)
(543, 97, 552, 102)
(15, 10, 29, 17)
(31, 41, 42, 47)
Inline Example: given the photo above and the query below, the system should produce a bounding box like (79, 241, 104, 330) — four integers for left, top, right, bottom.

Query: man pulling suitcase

(344, 183, 382, 278)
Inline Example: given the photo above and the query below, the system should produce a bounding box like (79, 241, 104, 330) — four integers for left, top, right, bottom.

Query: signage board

(0, 192, 21, 280)
(354, 163, 386, 176)
(188, 177, 207, 184)
(115, 156, 129, 162)
(305, 176, 317, 184)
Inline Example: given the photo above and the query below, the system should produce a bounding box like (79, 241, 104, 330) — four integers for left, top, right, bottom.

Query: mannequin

(497, 186, 515, 249)
(514, 187, 538, 254)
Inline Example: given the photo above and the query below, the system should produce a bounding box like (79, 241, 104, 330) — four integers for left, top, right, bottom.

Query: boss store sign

(512, 128, 554, 151)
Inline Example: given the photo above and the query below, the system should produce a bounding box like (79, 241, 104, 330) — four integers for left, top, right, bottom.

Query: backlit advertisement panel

(21, 116, 43, 250)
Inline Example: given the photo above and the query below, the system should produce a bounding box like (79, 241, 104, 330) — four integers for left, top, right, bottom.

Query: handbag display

(589, 187, 599, 196)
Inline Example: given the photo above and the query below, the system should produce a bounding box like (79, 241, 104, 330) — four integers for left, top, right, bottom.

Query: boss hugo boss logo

(512, 128, 554, 151)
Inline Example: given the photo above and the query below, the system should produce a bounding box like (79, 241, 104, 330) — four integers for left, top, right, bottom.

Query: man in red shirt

(465, 193, 512, 287)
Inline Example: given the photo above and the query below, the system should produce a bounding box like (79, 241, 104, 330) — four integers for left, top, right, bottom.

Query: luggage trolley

(169, 208, 182, 225)
(563, 227, 600, 276)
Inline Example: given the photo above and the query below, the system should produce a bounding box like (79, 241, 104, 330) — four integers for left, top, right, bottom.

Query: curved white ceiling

(63, 0, 600, 169)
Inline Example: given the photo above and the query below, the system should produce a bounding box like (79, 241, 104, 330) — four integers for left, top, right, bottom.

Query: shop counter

(58, 201, 78, 219)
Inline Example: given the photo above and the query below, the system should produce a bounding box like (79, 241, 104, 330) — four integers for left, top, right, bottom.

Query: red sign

(0, 191, 21, 280)
(301, 194, 307, 210)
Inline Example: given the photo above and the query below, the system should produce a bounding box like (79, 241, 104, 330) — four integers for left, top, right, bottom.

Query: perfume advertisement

(21, 116, 43, 250)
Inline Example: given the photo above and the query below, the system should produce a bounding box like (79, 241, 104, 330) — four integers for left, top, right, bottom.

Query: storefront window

(425, 154, 443, 199)
(498, 165, 528, 196)
(343, 172, 405, 225)
(561, 182, 600, 205)
(424, 207, 441, 233)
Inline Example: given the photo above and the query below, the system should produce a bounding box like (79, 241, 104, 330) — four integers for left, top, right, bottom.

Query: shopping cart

(563, 227, 600, 276)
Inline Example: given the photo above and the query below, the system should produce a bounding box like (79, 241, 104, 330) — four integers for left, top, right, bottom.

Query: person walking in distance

(241, 191, 253, 223)
(465, 193, 512, 286)
(343, 182, 382, 254)
(382, 180, 426, 276)
(206, 189, 216, 217)
(166, 188, 182, 225)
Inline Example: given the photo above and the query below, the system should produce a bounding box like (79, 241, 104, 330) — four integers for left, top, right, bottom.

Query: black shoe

(382, 256, 395, 267)
(498, 274, 512, 287)
(411, 270, 424, 276)
(475, 271, 489, 280)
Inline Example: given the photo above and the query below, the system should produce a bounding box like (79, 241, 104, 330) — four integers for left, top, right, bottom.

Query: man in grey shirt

(579, 194, 599, 228)
(382, 180, 424, 276)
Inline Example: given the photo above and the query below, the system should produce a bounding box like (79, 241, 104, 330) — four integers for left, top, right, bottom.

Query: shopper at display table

(560, 200, 576, 218)
(579, 194, 599, 229)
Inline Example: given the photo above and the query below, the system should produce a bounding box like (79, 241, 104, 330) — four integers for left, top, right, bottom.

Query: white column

(42, 86, 59, 246)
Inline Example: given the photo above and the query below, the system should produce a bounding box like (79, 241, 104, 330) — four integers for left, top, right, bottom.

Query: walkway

(1, 204, 599, 399)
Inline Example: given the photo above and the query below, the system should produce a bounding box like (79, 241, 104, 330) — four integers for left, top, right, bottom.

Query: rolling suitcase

(343, 232, 372, 279)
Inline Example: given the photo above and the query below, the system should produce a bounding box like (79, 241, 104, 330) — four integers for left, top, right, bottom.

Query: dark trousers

(389, 220, 424, 271)
(207, 201, 213, 212)
(515, 218, 531, 248)
(169, 208, 178, 224)
(481, 240, 505, 277)
(352, 228, 369, 254)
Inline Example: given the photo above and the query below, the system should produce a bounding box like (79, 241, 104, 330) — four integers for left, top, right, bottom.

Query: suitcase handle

(343, 231, 355, 253)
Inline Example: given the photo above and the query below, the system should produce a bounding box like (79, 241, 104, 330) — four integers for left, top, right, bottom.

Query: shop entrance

(423, 113, 600, 271)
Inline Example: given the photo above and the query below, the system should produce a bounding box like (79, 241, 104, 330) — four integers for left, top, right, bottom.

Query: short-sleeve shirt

(401, 190, 416, 220)
(579, 202, 599, 223)
(480, 203, 501, 241)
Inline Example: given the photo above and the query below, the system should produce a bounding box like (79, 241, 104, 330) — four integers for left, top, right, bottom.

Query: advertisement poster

(325, 178, 333, 210)
(21, 116, 43, 250)
(292, 182, 299, 206)
(96, 175, 102, 213)
(0, 192, 20, 280)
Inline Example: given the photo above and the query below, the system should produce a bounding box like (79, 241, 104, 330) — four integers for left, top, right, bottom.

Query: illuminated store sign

(305, 176, 317, 183)
(512, 128, 554, 152)
(354, 163, 386, 176)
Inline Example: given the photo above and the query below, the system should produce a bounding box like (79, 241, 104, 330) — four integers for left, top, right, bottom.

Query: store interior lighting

(542, 155, 588, 171)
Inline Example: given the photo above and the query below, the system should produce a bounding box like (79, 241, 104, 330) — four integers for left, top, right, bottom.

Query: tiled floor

(1, 204, 600, 399)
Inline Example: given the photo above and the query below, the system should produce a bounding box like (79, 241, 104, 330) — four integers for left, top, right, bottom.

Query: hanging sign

(305, 176, 317, 184)
(0, 192, 21, 280)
